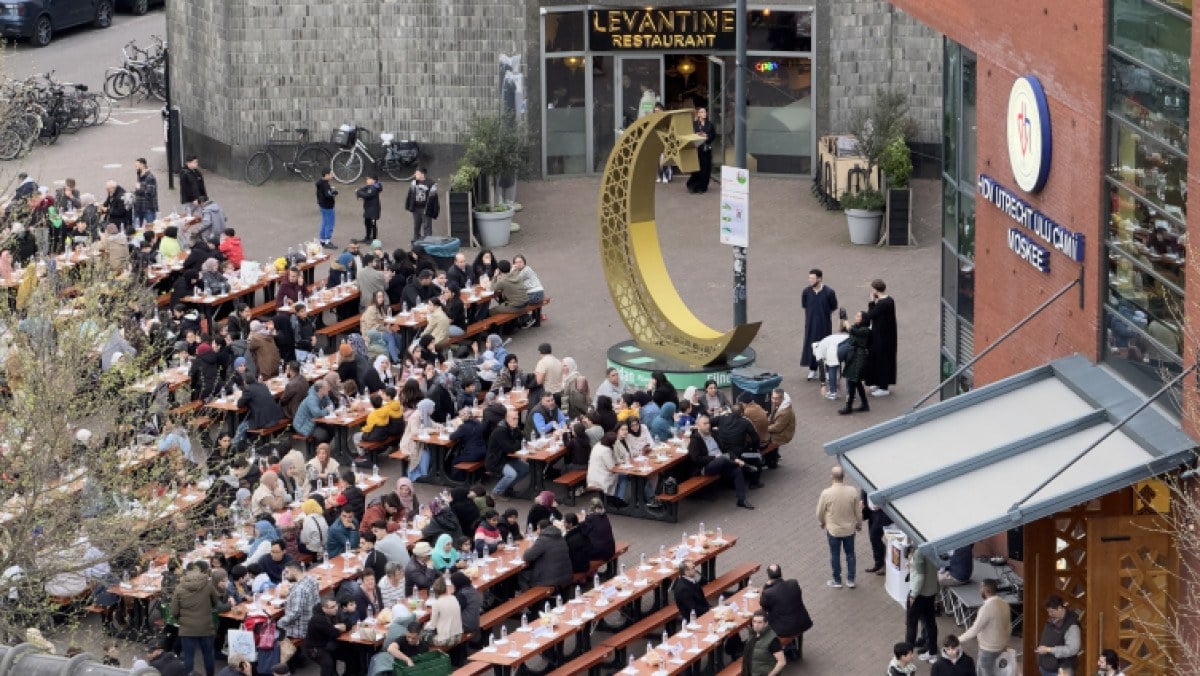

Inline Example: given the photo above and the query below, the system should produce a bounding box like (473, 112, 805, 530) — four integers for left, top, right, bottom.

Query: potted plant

(845, 89, 911, 245)
(841, 189, 886, 244)
(447, 163, 478, 244)
(462, 113, 530, 249)
(879, 134, 915, 245)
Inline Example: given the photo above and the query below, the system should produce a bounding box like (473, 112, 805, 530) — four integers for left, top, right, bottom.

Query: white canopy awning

(825, 354, 1196, 557)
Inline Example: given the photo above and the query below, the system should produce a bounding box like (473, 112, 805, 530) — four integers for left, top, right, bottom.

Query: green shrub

(841, 188, 885, 212)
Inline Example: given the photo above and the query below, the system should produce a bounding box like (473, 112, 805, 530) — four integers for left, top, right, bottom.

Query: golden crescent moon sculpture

(599, 110, 761, 367)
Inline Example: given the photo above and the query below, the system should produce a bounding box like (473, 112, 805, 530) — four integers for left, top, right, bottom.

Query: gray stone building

(166, 0, 941, 179)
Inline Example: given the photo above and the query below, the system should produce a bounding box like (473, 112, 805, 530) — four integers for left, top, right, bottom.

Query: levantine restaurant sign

(978, 174, 1084, 273)
(588, 9, 737, 50)
(1007, 75, 1052, 193)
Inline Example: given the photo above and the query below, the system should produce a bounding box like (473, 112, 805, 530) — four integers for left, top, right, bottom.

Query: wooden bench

(452, 460, 485, 484)
(447, 316, 499, 346)
(156, 292, 171, 308)
(658, 474, 720, 523)
(248, 418, 291, 439)
(717, 658, 742, 676)
(452, 662, 493, 676)
(762, 441, 780, 468)
(702, 561, 761, 599)
(479, 586, 554, 632)
(315, 314, 362, 346)
(248, 300, 278, 319)
(357, 434, 400, 464)
(170, 400, 205, 418)
(291, 432, 317, 456)
(601, 604, 681, 665)
(547, 646, 614, 676)
(553, 470, 588, 505)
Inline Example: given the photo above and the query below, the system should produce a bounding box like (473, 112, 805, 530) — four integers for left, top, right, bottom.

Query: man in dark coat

(759, 564, 813, 661)
(355, 175, 382, 244)
(404, 167, 439, 242)
(144, 639, 188, 676)
(279, 361, 308, 418)
(561, 513, 592, 575)
(179, 155, 208, 214)
(133, 157, 159, 227)
(520, 520, 572, 590)
(235, 373, 286, 445)
(865, 278, 898, 395)
(671, 560, 709, 622)
(578, 498, 616, 561)
(800, 269, 839, 379)
(687, 414, 753, 510)
(101, 180, 132, 229)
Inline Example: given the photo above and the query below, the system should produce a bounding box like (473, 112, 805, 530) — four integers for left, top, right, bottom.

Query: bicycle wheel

(295, 145, 332, 182)
(244, 151, 274, 186)
(383, 157, 413, 182)
(104, 71, 136, 100)
(89, 95, 112, 126)
(0, 130, 23, 161)
(330, 149, 363, 184)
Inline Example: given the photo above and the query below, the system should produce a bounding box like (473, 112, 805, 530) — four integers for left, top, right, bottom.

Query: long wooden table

(468, 534, 737, 676)
(611, 438, 691, 522)
(622, 585, 760, 675)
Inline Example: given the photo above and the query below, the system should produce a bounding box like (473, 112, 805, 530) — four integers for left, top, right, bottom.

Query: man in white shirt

(594, 367, 626, 407)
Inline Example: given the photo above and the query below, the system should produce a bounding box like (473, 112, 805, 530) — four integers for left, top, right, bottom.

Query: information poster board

(719, 166, 749, 247)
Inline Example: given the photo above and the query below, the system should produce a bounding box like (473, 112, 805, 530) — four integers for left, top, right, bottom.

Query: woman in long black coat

(839, 313, 871, 416)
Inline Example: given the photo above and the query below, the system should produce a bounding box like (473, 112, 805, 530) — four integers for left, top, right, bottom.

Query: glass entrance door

(615, 57, 663, 134)
(707, 56, 727, 169)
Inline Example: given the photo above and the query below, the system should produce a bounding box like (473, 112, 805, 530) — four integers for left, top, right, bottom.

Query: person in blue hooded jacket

(293, 380, 334, 454)
(650, 401, 678, 442)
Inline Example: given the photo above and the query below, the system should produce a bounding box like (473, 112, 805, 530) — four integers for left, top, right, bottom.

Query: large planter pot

(474, 207, 514, 248)
(845, 209, 883, 245)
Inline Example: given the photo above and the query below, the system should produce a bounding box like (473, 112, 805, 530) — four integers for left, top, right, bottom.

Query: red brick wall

(891, 0, 1108, 387)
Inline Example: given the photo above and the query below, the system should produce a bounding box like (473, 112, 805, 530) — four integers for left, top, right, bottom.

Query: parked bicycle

(0, 72, 112, 161)
(104, 36, 166, 102)
(243, 125, 332, 185)
(329, 125, 421, 183)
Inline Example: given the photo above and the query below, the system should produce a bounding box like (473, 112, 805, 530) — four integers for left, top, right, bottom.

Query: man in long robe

(801, 269, 839, 380)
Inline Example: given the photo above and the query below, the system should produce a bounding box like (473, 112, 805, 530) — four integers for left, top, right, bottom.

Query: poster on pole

(719, 166, 749, 247)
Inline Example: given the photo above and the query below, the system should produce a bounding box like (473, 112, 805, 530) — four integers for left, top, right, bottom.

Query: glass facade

(1104, 0, 1188, 411)
(541, 7, 815, 176)
(940, 39, 976, 399)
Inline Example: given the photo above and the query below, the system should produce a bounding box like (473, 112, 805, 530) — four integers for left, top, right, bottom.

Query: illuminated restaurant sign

(588, 8, 737, 50)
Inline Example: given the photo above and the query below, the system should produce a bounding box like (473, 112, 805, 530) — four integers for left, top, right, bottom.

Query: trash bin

(413, 236, 460, 270)
(729, 367, 782, 408)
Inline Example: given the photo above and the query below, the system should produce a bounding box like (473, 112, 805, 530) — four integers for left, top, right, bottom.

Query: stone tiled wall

(827, 0, 942, 144)
(167, 0, 528, 176)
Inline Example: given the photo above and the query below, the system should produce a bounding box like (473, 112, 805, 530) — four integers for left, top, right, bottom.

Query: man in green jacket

(742, 611, 786, 676)
(905, 548, 940, 663)
(170, 560, 229, 676)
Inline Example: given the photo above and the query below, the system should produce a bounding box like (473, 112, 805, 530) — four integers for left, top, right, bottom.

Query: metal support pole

(733, 0, 748, 327)
(164, 47, 175, 190)
(909, 272, 1083, 412)
(1010, 362, 1197, 513)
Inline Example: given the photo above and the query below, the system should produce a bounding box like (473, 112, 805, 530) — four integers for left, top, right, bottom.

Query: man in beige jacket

(815, 466, 862, 588)
(958, 578, 1012, 675)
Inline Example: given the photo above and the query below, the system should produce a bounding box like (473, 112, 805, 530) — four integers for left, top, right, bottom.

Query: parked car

(115, 0, 162, 15)
(0, 0, 113, 47)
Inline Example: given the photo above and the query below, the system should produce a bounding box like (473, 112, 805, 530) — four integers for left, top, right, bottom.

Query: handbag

(255, 620, 277, 650)
(662, 477, 678, 496)
(227, 628, 257, 662)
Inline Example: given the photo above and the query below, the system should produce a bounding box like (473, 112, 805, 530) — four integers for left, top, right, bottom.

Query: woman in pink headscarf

(394, 477, 421, 516)
(525, 490, 562, 531)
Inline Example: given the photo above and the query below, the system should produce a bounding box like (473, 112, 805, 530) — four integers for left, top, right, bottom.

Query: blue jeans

(526, 290, 544, 305)
(233, 419, 251, 448)
(449, 325, 464, 337)
(407, 446, 431, 482)
(493, 459, 530, 495)
(180, 635, 215, 676)
(134, 210, 156, 228)
(826, 364, 840, 396)
(319, 207, 336, 241)
(826, 533, 856, 583)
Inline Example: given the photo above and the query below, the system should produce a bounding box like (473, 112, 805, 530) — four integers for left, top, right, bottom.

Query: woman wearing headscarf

(526, 491, 562, 531)
(347, 333, 372, 389)
(650, 401, 678, 442)
(244, 520, 280, 563)
(278, 449, 310, 499)
(298, 498, 328, 558)
(561, 358, 590, 420)
(448, 488, 480, 535)
(430, 533, 460, 572)
(403, 399, 436, 482)
(565, 421, 593, 470)
(483, 334, 507, 367)
(364, 354, 395, 394)
(421, 497, 464, 543)
(201, 257, 229, 295)
(427, 371, 458, 423)
(393, 478, 421, 517)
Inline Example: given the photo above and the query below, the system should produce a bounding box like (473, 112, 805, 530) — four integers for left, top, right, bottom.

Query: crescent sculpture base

(605, 339, 757, 391)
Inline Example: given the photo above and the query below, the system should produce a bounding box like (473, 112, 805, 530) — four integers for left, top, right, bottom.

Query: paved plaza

(3, 15, 970, 675)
